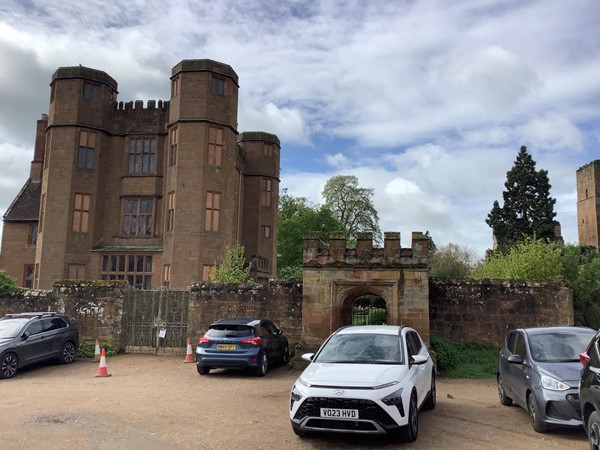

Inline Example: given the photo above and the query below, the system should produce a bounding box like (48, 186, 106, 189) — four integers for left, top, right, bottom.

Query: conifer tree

(486, 146, 556, 253)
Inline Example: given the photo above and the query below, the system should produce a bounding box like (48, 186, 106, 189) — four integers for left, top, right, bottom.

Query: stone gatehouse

(301, 231, 431, 348)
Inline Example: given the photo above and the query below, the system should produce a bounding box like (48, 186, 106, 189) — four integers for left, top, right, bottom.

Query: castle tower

(238, 132, 280, 279)
(164, 60, 241, 287)
(577, 160, 600, 250)
(35, 66, 118, 288)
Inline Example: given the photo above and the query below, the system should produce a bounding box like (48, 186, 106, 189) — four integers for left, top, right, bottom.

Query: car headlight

(540, 374, 569, 391)
(291, 385, 303, 402)
(381, 387, 404, 406)
(297, 377, 310, 388)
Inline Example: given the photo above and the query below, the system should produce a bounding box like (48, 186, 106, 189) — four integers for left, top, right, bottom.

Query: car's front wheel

(0, 353, 18, 379)
(497, 375, 513, 406)
(589, 411, 600, 450)
(255, 352, 267, 377)
(423, 372, 436, 410)
(527, 392, 548, 433)
(404, 392, 419, 442)
(282, 345, 290, 365)
(60, 341, 76, 364)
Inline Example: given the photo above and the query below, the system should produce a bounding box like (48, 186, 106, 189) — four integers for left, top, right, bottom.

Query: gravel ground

(0, 354, 588, 449)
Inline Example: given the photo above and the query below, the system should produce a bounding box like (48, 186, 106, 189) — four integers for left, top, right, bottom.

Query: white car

(290, 325, 435, 441)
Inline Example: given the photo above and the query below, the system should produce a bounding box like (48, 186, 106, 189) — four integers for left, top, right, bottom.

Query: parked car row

(497, 325, 600, 449)
(195, 320, 436, 442)
(6, 310, 600, 445)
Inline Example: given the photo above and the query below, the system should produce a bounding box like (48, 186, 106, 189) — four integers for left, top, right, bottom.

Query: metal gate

(352, 295, 387, 325)
(125, 290, 191, 354)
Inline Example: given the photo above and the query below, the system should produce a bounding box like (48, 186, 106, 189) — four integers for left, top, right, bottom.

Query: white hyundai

(290, 325, 435, 441)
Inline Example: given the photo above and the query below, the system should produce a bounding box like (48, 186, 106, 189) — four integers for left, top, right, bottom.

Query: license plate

(320, 408, 359, 419)
(217, 344, 236, 350)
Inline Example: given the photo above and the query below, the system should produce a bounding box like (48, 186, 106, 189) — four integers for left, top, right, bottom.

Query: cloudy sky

(1, 0, 599, 260)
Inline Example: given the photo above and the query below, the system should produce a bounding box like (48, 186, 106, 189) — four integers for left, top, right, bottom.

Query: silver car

(497, 326, 595, 432)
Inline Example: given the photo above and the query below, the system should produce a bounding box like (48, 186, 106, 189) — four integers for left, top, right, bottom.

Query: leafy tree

(472, 237, 563, 282)
(0, 269, 20, 295)
(572, 257, 600, 329)
(486, 146, 557, 253)
(322, 175, 382, 244)
(277, 190, 344, 278)
(429, 243, 477, 279)
(209, 244, 254, 284)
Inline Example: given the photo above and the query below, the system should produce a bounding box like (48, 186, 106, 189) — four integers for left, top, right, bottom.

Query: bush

(430, 337, 498, 378)
(0, 269, 20, 295)
(77, 342, 119, 358)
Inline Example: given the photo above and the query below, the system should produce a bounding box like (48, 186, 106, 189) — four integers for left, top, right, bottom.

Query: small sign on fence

(159, 328, 167, 338)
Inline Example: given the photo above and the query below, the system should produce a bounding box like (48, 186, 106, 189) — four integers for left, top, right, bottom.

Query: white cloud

(519, 112, 584, 152)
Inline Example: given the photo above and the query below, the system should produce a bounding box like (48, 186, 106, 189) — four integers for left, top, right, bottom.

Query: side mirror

(302, 353, 314, 362)
(508, 354, 524, 364)
(21, 331, 30, 340)
(411, 354, 428, 365)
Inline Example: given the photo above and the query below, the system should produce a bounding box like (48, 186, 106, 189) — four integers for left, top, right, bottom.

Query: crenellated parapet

(113, 100, 170, 111)
(303, 231, 429, 268)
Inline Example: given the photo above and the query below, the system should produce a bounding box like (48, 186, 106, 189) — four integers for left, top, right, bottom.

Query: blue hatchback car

(196, 318, 289, 376)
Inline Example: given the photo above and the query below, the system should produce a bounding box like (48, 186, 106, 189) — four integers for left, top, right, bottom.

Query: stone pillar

(329, 232, 346, 262)
(356, 232, 373, 259)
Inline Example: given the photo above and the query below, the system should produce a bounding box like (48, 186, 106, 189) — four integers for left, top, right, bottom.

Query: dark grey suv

(0, 312, 80, 379)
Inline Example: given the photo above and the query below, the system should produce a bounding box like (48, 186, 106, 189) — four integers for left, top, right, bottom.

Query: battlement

(303, 231, 430, 268)
(112, 100, 170, 111)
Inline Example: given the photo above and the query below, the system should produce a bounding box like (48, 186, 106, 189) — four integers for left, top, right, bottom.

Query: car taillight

(581, 352, 591, 366)
(198, 337, 211, 344)
(241, 337, 262, 346)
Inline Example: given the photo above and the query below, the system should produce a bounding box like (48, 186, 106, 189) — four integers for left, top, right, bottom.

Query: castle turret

(163, 60, 241, 287)
(577, 160, 600, 250)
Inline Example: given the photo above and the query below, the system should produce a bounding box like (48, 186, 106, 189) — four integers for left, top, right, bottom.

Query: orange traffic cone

(184, 337, 195, 363)
(93, 339, 101, 362)
(95, 348, 112, 378)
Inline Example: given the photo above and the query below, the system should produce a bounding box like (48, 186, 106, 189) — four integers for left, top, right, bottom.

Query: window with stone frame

(260, 178, 273, 207)
(163, 264, 171, 288)
(39, 193, 46, 233)
(261, 225, 271, 238)
(169, 127, 178, 167)
(44, 130, 51, 170)
(122, 197, 154, 237)
(101, 254, 152, 289)
(78, 130, 95, 170)
(211, 76, 225, 96)
(208, 127, 223, 166)
(72, 193, 91, 233)
(23, 265, 34, 289)
(28, 223, 38, 246)
(34, 263, 39, 288)
(68, 264, 86, 280)
(263, 143, 273, 157)
(205, 191, 221, 231)
(166, 191, 175, 232)
(128, 137, 157, 174)
(171, 76, 180, 97)
(202, 265, 213, 282)
(83, 82, 100, 101)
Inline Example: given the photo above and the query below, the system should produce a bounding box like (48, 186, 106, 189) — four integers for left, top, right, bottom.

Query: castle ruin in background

(577, 160, 600, 250)
(0, 60, 280, 289)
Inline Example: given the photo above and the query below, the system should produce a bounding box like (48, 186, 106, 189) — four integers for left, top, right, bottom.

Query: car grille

(304, 418, 378, 432)
(294, 397, 395, 425)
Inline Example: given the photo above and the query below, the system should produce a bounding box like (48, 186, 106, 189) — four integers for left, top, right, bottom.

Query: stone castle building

(0, 59, 280, 289)
(577, 159, 600, 250)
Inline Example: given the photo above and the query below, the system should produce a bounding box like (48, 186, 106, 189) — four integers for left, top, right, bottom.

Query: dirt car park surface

(0, 354, 587, 450)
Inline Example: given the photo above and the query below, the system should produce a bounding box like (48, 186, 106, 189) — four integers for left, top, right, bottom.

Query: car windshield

(529, 331, 596, 363)
(0, 318, 29, 338)
(315, 333, 403, 364)
(206, 325, 254, 338)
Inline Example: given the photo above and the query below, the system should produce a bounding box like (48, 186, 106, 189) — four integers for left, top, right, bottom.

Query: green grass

(430, 337, 498, 379)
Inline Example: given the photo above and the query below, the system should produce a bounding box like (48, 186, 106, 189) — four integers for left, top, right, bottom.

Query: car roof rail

(4, 312, 58, 318)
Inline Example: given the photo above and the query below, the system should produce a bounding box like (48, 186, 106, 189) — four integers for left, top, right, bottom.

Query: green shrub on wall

(0, 269, 21, 296)
(431, 337, 499, 378)
(77, 342, 119, 358)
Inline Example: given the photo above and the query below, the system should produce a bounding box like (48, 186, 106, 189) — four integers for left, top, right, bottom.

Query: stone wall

(429, 278, 573, 346)
(0, 278, 574, 353)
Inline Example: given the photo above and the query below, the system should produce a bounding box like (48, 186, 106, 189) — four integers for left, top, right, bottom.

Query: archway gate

(301, 232, 430, 350)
